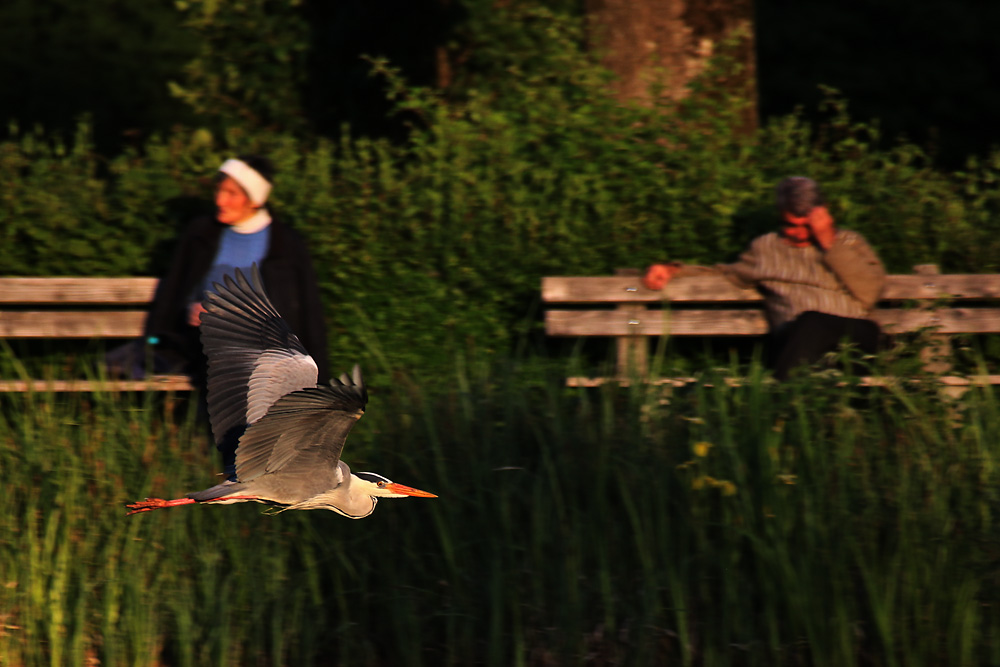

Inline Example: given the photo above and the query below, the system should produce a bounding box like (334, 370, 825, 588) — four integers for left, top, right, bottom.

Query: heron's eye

(377, 481, 386, 487)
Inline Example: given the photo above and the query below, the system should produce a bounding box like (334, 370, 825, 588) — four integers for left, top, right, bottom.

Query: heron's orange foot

(125, 497, 195, 516)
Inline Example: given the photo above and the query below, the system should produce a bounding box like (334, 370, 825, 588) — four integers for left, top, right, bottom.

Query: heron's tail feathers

(187, 480, 250, 502)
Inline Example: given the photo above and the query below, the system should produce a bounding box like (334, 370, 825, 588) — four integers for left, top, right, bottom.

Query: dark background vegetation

(756, 0, 1000, 168)
(2, 0, 998, 164)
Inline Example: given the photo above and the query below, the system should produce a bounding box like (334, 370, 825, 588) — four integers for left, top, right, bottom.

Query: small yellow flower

(718, 480, 737, 496)
(777, 474, 797, 485)
(692, 441, 712, 457)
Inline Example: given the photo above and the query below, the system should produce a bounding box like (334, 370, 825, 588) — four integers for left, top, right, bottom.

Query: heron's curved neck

(333, 477, 378, 519)
(295, 473, 377, 518)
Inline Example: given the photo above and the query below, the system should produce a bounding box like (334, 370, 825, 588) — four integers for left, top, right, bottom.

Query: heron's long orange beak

(386, 483, 438, 498)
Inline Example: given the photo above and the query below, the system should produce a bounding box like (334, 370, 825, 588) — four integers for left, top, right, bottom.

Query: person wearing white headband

(185, 157, 277, 325)
(111, 155, 329, 392)
(218, 158, 273, 209)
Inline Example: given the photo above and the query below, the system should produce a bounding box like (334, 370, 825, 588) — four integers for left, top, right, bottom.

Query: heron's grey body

(126, 266, 435, 518)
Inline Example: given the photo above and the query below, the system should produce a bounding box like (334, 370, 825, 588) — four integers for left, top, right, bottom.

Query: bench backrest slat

(0, 312, 147, 338)
(542, 275, 760, 303)
(542, 274, 1000, 304)
(0, 277, 158, 304)
(880, 275, 1000, 300)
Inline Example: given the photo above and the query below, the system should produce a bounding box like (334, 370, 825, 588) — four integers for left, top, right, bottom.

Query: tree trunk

(585, 0, 757, 129)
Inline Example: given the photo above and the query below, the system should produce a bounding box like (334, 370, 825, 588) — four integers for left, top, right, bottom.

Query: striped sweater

(683, 230, 886, 331)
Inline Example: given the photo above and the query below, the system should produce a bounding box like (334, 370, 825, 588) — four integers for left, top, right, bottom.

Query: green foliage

(1, 352, 1000, 665)
(0, 0, 198, 151)
(168, 0, 310, 134)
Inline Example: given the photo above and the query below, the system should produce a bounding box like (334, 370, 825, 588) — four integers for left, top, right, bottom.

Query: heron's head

(354, 472, 438, 499)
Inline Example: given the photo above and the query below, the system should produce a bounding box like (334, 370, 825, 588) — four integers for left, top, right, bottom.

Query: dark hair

(775, 176, 824, 217)
(237, 154, 275, 183)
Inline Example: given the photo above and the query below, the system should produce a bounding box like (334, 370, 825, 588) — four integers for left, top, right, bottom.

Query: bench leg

(615, 304, 648, 379)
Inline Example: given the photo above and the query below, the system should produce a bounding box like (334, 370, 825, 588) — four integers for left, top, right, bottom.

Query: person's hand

(187, 302, 207, 327)
(642, 263, 681, 291)
(806, 206, 836, 250)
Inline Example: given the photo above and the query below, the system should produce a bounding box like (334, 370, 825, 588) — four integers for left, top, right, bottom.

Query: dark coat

(144, 215, 329, 382)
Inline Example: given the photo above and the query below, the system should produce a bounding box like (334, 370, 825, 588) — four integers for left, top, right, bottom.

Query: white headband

(218, 159, 272, 206)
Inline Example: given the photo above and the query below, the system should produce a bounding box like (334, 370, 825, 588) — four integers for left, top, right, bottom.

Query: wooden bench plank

(547, 307, 1000, 337)
(874, 308, 1000, 334)
(542, 275, 760, 303)
(546, 309, 769, 336)
(0, 277, 159, 304)
(880, 274, 1000, 300)
(0, 276, 195, 392)
(0, 311, 147, 338)
(0, 375, 194, 393)
(542, 274, 1000, 304)
(565, 375, 1000, 388)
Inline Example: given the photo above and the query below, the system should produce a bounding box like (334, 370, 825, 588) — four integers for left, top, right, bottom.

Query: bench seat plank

(565, 375, 1000, 388)
(0, 375, 194, 393)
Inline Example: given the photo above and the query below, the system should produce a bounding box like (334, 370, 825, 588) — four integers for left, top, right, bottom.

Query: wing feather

(199, 266, 319, 444)
(235, 372, 368, 482)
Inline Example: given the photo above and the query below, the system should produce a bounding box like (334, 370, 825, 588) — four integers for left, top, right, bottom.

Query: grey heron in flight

(126, 266, 436, 518)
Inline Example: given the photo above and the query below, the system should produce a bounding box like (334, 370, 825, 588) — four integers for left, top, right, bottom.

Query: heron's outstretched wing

(234, 366, 368, 483)
(200, 265, 319, 446)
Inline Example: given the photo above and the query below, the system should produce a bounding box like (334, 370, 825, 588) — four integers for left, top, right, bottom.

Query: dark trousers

(768, 311, 881, 380)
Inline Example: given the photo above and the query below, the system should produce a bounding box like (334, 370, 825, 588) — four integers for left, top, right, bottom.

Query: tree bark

(585, 0, 757, 129)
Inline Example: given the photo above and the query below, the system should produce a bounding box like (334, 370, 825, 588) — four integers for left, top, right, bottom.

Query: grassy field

(1, 353, 998, 666)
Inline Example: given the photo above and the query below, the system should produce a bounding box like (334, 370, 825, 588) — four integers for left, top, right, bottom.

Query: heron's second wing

(235, 367, 369, 482)
(200, 266, 319, 446)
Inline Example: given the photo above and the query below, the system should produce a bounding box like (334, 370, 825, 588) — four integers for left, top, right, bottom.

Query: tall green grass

(1, 353, 998, 665)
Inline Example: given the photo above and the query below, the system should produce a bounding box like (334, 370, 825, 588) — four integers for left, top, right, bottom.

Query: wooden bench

(542, 266, 1000, 387)
(0, 277, 194, 392)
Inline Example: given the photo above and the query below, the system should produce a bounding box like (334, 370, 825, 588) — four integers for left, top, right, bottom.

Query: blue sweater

(199, 225, 271, 297)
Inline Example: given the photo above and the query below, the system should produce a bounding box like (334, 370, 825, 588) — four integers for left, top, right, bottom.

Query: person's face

(780, 215, 811, 247)
(215, 177, 257, 224)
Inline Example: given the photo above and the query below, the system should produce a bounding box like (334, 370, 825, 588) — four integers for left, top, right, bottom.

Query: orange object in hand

(188, 302, 207, 327)
(643, 263, 680, 290)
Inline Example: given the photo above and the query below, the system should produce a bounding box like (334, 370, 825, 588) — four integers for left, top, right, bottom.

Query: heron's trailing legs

(125, 495, 261, 515)
(125, 497, 196, 515)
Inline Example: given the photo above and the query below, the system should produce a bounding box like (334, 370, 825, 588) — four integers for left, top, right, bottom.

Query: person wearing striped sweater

(644, 177, 886, 380)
